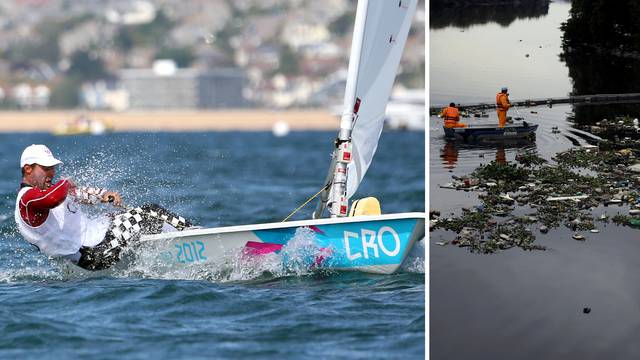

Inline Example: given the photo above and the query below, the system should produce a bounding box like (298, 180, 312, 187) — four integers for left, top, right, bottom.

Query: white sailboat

(134, 0, 424, 275)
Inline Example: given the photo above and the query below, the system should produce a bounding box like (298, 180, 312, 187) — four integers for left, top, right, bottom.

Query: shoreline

(0, 109, 340, 132)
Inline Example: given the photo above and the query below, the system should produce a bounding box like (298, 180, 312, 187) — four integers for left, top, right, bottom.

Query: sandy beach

(0, 109, 340, 132)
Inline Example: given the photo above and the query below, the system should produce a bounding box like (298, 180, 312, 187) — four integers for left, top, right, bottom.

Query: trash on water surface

(432, 141, 640, 253)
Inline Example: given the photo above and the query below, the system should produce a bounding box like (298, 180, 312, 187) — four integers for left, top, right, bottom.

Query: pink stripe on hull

(308, 225, 326, 235)
(243, 241, 283, 255)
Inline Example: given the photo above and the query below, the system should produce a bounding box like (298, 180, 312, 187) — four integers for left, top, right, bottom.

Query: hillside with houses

(0, 0, 425, 110)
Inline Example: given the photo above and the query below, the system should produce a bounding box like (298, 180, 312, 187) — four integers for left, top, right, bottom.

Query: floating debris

(432, 142, 640, 254)
(515, 152, 547, 166)
(546, 195, 589, 202)
(581, 115, 640, 141)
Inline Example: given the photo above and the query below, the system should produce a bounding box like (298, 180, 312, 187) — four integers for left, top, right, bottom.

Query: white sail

(343, 0, 417, 199)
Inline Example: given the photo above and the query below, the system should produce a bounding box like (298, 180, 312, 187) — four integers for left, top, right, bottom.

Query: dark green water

(0, 131, 425, 359)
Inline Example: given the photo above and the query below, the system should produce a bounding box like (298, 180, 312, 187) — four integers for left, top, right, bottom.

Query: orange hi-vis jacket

(496, 92, 510, 127)
(441, 106, 465, 128)
(496, 93, 510, 111)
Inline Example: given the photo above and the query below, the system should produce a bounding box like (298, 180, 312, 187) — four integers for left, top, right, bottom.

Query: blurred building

(120, 60, 248, 109)
(11, 83, 50, 109)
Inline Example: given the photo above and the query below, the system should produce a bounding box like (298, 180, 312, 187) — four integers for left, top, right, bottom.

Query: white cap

(20, 144, 63, 168)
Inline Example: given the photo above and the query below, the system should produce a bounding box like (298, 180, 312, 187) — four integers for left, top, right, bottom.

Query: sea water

(0, 130, 425, 359)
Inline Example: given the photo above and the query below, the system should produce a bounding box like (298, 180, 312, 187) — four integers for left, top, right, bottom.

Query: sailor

(440, 102, 466, 128)
(496, 87, 511, 128)
(15, 144, 193, 271)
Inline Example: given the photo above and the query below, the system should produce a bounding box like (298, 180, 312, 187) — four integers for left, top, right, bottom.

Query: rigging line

(282, 183, 332, 222)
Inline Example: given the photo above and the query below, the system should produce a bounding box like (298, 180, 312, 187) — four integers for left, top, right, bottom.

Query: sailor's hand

(66, 178, 77, 192)
(102, 191, 122, 206)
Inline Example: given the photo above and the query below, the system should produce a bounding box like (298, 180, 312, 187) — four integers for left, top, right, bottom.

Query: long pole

(313, 0, 369, 219)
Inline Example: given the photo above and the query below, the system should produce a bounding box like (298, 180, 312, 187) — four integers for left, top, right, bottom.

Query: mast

(313, 0, 370, 219)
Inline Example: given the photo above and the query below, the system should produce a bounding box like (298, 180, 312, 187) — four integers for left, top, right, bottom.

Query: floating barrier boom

(429, 93, 640, 115)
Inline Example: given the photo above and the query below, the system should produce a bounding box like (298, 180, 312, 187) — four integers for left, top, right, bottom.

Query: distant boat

(444, 122, 538, 142)
(52, 116, 113, 136)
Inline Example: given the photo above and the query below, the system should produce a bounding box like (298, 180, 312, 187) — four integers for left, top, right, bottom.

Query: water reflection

(440, 141, 458, 169)
(495, 146, 506, 165)
(561, 45, 640, 123)
(430, 0, 551, 29)
(440, 141, 509, 169)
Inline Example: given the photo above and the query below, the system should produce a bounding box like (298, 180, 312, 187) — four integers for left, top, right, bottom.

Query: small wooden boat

(443, 121, 538, 142)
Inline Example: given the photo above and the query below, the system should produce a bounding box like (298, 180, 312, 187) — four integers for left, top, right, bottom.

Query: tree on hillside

(329, 11, 355, 36)
(115, 10, 174, 51)
(68, 50, 109, 80)
(49, 76, 81, 108)
(278, 45, 299, 76)
(155, 47, 195, 67)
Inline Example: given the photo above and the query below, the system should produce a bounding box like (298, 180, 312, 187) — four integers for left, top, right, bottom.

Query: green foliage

(562, 0, 640, 52)
(155, 47, 194, 67)
(560, 0, 640, 98)
(471, 161, 530, 192)
(115, 10, 174, 51)
(68, 51, 109, 80)
(329, 11, 355, 36)
(431, 210, 491, 233)
(213, 2, 242, 60)
(6, 24, 60, 65)
(278, 45, 299, 76)
(0, 98, 19, 110)
(5, 15, 94, 65)
(49, 76, 81, 108)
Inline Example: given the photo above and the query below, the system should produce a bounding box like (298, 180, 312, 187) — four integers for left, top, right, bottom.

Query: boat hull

(444, 123, 538, 142)
(137, 213, 425, 275)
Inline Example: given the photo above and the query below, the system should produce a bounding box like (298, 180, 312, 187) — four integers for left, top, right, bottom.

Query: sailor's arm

(21, 179, 71, 210)
(19, 179, 72, 226)
(73, 185, 122, 206)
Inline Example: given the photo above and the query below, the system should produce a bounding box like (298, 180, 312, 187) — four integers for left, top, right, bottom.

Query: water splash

(400, 238, 425, 274)
(96, 227, 332, 283)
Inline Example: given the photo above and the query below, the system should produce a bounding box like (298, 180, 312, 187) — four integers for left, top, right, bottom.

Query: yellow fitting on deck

(349, 197, 382, 216)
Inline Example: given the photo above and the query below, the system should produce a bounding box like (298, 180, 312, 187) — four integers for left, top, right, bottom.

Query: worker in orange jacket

(496, 87, 511, 128)
(440, 102, 466, 128)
